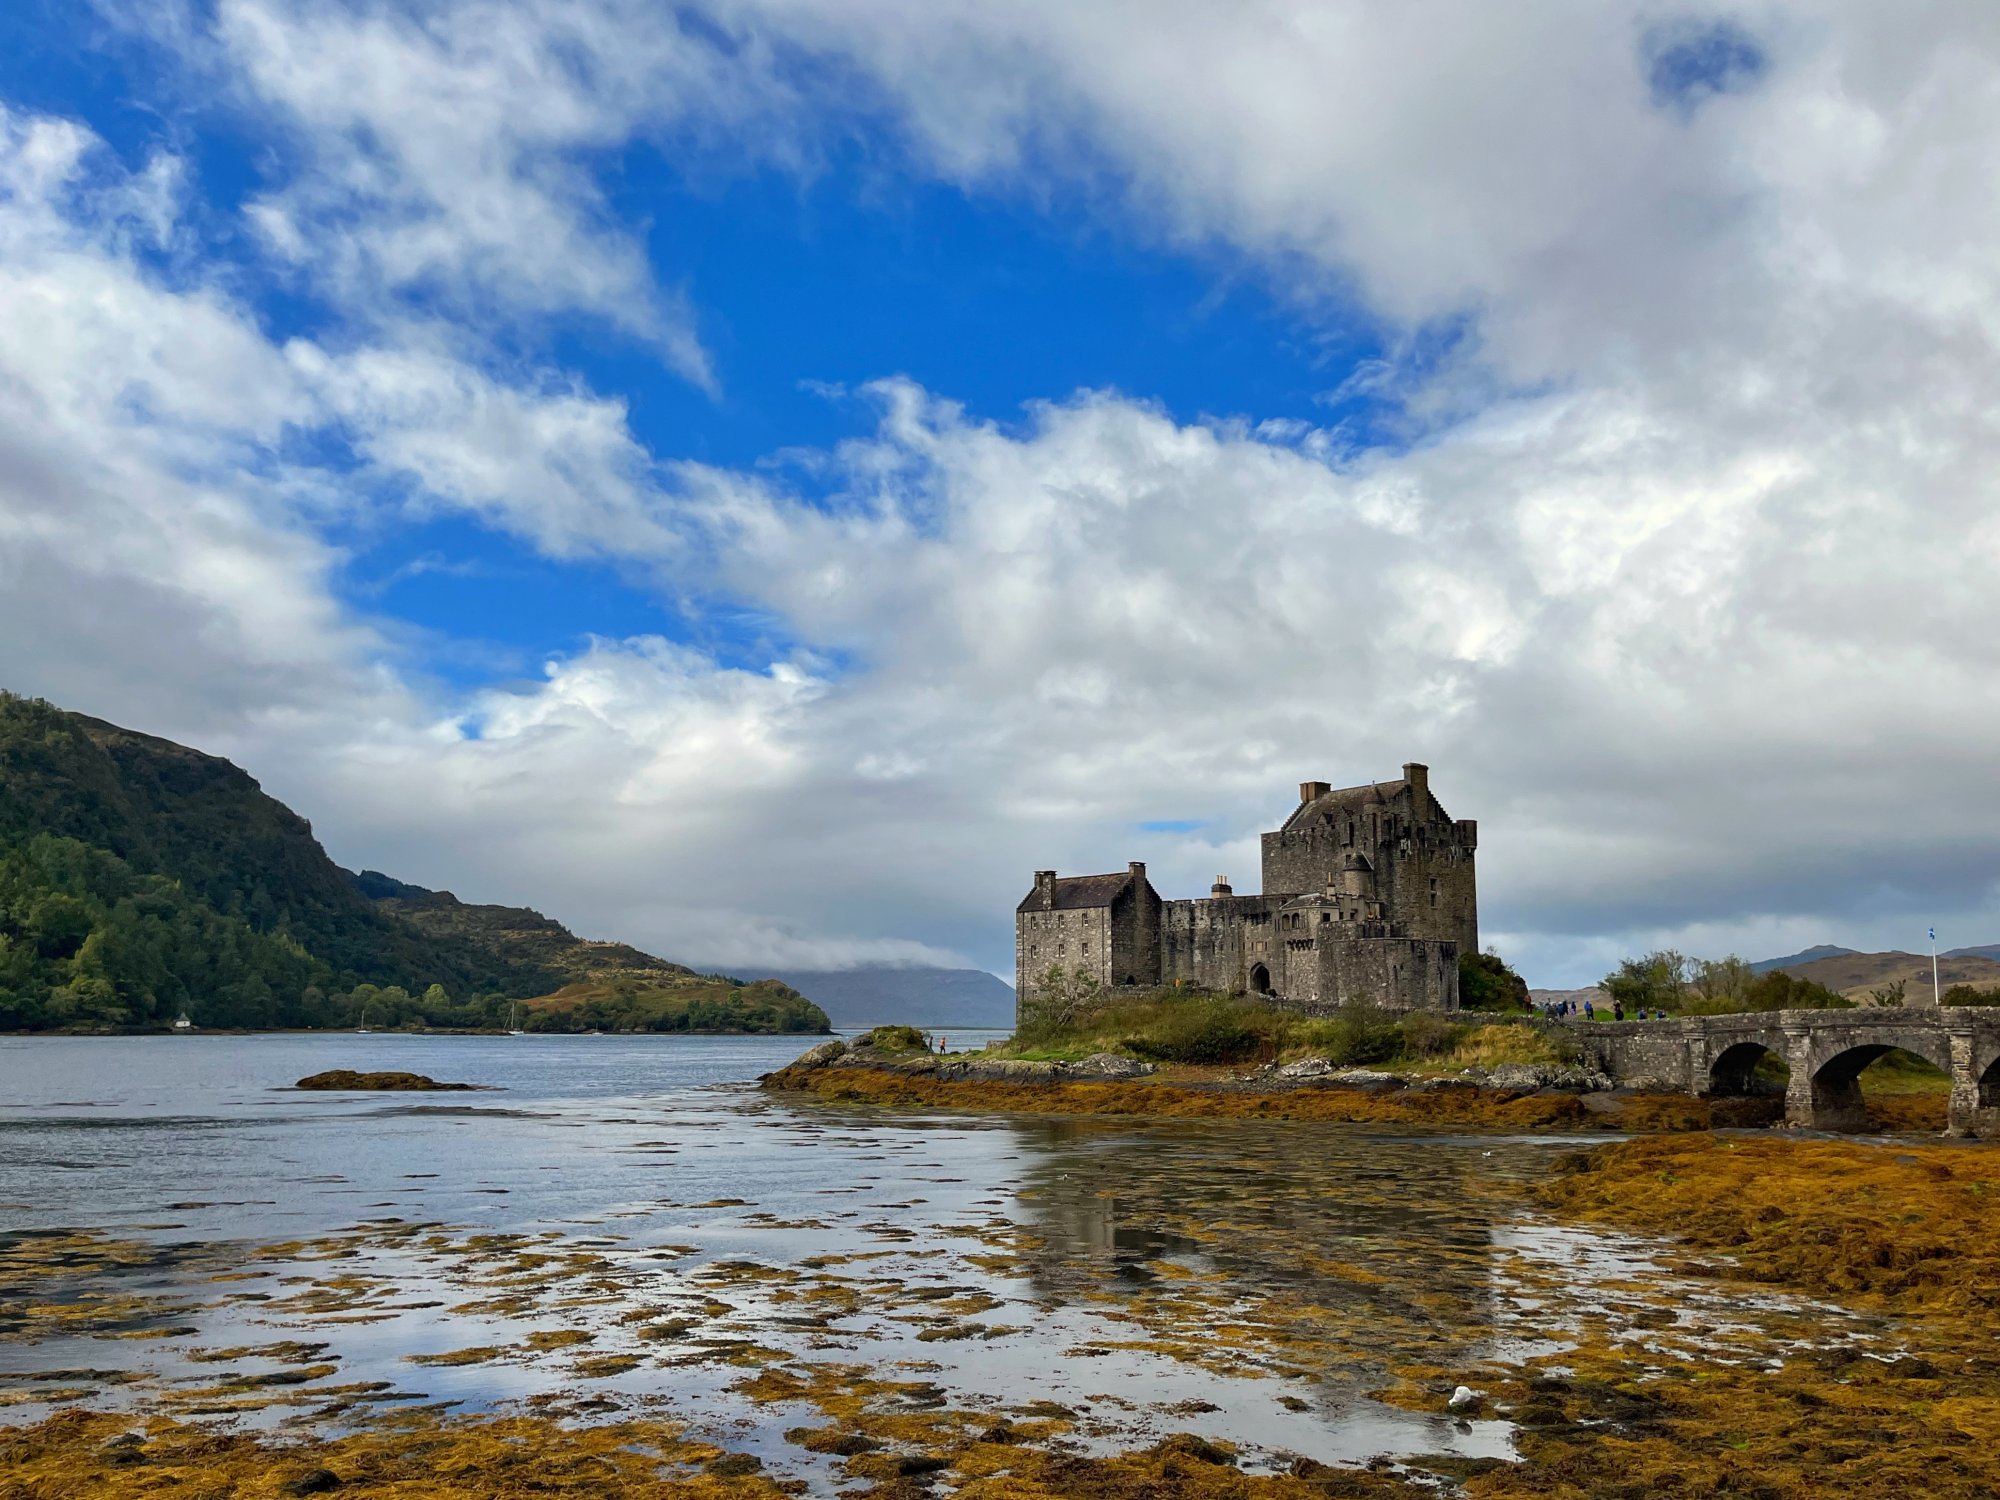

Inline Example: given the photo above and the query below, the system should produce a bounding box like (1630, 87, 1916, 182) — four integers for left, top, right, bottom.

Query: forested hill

(354, 871, 696, 983)
(0, 694, 828, 1036)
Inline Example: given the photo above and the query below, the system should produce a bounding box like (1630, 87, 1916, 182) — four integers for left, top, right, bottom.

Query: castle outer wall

(1016, 765, 1476, 1020)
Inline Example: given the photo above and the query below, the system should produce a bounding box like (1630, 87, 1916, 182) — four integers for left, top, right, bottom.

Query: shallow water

(0, 1034, 1875, 1483)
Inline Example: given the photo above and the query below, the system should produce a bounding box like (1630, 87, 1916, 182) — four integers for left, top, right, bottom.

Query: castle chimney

(1402, 762, 1429, 809)
(1211, 874, 1233, 897)
(1128, 860, 1148, 887)
(1299, 780, 1331, 803)
(1033, 870, 1057, 910)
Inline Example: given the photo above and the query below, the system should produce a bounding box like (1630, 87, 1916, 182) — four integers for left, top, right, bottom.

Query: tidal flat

(3, 1034, 1996, 1497)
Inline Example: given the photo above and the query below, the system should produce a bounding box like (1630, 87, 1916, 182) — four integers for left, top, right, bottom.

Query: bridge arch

(1806, 1032, 1954, 1133)
(1980, 1054, 2000, 1111)
(1707, 1040, 1788, 1097)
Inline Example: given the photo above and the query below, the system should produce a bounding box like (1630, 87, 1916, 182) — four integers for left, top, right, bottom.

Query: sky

(3, 1, 2000, 987)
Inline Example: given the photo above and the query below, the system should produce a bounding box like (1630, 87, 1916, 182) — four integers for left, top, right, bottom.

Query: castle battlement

(1015, 765, 1477, 1018)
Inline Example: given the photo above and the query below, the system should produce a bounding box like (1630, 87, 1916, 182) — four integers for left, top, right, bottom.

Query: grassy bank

(995, 991, 1573, 1072)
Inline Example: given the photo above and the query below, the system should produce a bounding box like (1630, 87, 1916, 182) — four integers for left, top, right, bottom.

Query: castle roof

(1017, 871, 1135, 912)
(1280, 778, 1412, 832)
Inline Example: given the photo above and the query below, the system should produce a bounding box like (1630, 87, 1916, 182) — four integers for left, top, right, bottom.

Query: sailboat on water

(508, 1001, 526, 1036)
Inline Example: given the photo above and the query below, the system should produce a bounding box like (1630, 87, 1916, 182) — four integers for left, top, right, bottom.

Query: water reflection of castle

(1004, 1119, 1503, 1368)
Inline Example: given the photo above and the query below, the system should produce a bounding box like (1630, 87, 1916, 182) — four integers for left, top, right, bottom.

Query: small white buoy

(1447, 1385, 1480, 1412)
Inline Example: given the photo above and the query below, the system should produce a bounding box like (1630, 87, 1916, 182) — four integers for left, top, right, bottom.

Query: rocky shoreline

(773, 1033, 1616, 1091)
(758, 1033, 1757, 1131)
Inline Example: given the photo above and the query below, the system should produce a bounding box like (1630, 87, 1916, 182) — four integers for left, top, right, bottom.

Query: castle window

(1320, 912, 1331, 925)
(1428, 877, 1439, 907)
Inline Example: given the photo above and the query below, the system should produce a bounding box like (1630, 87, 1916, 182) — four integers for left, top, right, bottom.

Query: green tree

(1942, 984, 2000, 1007)
(1602, 950, 1690, 1012)
(1739, 970, 1850, 1011)
(1691, 956, 1754, 1005)
(1458, 948, 1529, 1011)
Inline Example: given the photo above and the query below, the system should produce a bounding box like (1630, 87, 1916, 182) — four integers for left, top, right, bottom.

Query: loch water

(0, 1034, 1873, 1482)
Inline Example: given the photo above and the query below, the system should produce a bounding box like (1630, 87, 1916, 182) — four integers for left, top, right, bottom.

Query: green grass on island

(515, 976, 829, 1035)
(921, 990, 1583, 1074)
(904, 965, 1951, 1097)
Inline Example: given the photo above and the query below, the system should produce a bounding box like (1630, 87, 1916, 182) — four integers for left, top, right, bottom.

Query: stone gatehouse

(1016, 764, 1477, 1015)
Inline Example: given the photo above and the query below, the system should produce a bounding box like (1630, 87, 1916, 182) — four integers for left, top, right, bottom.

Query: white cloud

(196, 0, 814, 389)
(13, 5, 2000, 984)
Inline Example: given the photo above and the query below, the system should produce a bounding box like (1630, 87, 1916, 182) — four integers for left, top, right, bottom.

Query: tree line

(0, 833, 507, 1032)
(1602, 950, 1850, 1014)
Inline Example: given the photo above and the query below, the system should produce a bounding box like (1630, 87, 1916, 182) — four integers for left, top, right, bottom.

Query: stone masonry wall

(1108, 877, 1163, 987)
(1159, 895, 1280, 992)
(1015, 905, 1113, 996)
(1277, 932, 1457, 1010)
(1259, 785, 1477, 953)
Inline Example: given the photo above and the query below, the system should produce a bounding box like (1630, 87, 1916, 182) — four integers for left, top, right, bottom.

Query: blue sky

(3, 2, 1998, 984)
(1, 0, 1390, 689)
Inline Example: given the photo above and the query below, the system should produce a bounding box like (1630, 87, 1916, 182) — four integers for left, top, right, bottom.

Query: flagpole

(1931, 926, 1940, 1007)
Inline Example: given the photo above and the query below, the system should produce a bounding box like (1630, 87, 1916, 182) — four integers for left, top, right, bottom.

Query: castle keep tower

(1016, 765, 1476, 1021)
(1261, 762, 1478, 952)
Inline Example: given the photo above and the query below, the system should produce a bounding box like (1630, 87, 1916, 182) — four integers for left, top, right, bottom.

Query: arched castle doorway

(1248, 962, 1272, 995)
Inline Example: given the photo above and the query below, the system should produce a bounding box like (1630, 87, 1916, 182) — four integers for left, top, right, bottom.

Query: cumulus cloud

(193, 0, 816, 389)
(10, 4, 2000, 982)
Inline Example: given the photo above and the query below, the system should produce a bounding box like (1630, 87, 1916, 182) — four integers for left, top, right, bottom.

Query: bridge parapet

(1561, 1009, 2000, 1135)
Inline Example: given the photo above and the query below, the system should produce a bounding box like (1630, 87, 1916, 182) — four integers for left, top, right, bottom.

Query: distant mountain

(1780, 949, 2000, 1003)
(767, 966, 1016, 1029)
(1944, 944, 2000, 962)
(1749, 945, 1859, 973)
(0, 693, 826, 1035)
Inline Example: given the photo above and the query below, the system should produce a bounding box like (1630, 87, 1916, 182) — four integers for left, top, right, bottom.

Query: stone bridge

(1566, 1008, 2000, 1134)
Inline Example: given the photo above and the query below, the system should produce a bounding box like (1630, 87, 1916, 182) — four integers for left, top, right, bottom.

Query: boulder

(1407, 1075, 1478, 1093)
(1061, 1053, 1156, 1081)
(950, 1059, 1062, 1084)
(839, 1047, 939, 1076)
(1272, 1058, 1334, 1082)
(1471, 1063, 1617, 1094)
(787, 1038, 849, 1071)
(1328, 1068, 1408, 1092)
(95, 1435, 146, 1467)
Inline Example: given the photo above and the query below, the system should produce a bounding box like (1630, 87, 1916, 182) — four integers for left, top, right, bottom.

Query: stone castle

(1016, 764, 1477, 1016)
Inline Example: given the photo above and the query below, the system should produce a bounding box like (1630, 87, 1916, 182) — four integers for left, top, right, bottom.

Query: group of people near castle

(1540, 997, 1668, 1022)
